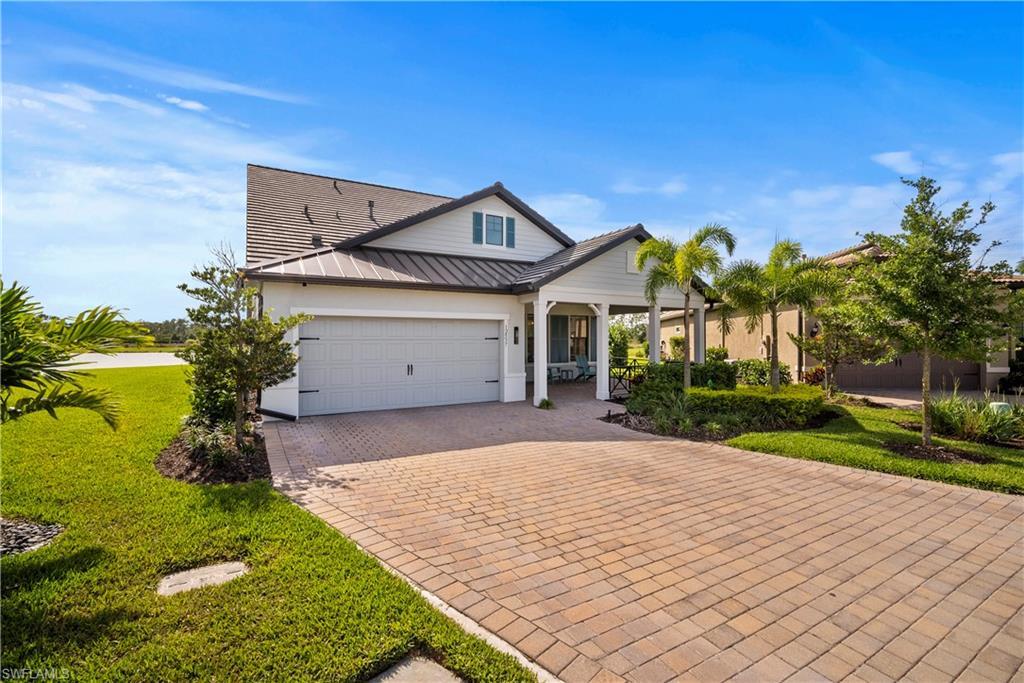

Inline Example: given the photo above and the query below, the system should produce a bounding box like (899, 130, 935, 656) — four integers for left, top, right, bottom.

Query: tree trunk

(824, 362, 834, 399)
(770, 307, 780, 393)
(234, 388, 247, 449)
(921, 345, 932, 446)
(682, 292, 692, 390)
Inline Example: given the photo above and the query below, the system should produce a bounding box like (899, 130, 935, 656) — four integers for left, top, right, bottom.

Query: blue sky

(3, 2, 1022, 320)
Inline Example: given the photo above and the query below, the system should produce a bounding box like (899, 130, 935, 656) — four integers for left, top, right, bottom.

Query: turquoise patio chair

(575, 355, 596, 382)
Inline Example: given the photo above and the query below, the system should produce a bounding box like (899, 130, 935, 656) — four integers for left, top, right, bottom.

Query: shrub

(803, 366, 826, 386)
(642, 340, 649, 357)
(625, 360, 739, 416)
(537, 398, 554, 410)
(706, 346, 729, 362)
(668, 336, 687, 360)
(735, 358, 792, 386)
(181, 415, 234, 465)
(930, 392, 1022, 443)
(684, 385, 824, 429)
(609, 322, 630, 360)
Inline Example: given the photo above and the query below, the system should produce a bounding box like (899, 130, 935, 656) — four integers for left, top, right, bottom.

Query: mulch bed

(885, 441, 992, 464)
(896, 422, 1022, 451)
(156, 433, 271, 484)
(1, 518, 64, 555)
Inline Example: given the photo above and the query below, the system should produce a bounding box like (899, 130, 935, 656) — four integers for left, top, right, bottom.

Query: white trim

(987, 366, 1011, 373)
(290, 307, 510, 322)
(474, 208, 516, 252)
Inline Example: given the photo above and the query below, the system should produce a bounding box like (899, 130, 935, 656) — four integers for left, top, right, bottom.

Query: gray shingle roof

(244, 246, 531, 293)
(246, 165, 452, 264)
(512, 224, 649, 292)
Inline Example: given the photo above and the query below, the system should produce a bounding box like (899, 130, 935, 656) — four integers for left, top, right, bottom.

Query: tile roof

(246, 165, 452, 264)
(244, 246, 531, 293)
(512, 224, 650, 291)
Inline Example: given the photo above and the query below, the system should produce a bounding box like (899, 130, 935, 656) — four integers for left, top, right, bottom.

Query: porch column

(532, 297, 548, 406)
(648, 305, 661, 363)
(694, 303, 706, 363)
(591, 303, 610, 400)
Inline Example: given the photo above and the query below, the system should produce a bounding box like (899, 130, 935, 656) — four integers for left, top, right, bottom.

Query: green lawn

(728, 404, 1024, 494)
(1, 366, 531, 682)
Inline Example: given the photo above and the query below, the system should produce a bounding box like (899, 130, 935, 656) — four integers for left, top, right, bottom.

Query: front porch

(521, 293, 705, 406)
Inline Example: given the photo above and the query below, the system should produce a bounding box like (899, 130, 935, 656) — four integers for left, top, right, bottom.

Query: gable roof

(512, 224, 650, 292)
(246, 164, 452, 263)
(338, 181, 576, 250)
(244, 245, 530, 294)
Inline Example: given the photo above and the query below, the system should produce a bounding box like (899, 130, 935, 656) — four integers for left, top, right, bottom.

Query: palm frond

(1, 384, 121, 429)
(692, 223, 737, 256)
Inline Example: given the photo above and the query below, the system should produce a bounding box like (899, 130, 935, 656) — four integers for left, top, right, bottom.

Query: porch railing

(609, 357, 648, 397)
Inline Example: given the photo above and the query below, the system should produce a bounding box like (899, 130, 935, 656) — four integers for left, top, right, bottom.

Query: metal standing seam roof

(246, 165, 453, 264)
(244, 246, 533, 293)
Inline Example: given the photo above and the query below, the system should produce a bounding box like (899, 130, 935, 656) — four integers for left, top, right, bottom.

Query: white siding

(259, 281, 527, 418)
(366, 196, 564, 261)
(541, 239, 693, 309)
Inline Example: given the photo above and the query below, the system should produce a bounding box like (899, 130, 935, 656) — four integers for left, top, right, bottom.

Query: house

(660, 244, 1023, 391)
(243, 165, 700, 418)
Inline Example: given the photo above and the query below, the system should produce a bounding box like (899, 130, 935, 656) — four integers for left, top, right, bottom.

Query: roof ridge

(574, 223, 645, 245)
(247, 163, 455, 200)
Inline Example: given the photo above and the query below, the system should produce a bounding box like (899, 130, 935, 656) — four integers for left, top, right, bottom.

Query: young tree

(790, 302, 892, 399)
(609, 320, 631, 360)
(717, 240, 835, 393)
(636, 224, 736, 389)
(1, 280, 152, 427)
(177, 246, 310, 446)
(851, 177, 1012, 445)
(713, 299, 736, 348)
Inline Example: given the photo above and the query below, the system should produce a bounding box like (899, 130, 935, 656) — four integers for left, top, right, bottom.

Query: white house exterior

(244, 165, 704, 419)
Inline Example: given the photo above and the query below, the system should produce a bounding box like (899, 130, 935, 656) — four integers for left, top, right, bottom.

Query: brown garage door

(834, 353, 980, 391)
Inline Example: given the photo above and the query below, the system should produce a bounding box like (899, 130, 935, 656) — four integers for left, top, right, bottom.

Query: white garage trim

(289, 306, 510, 322)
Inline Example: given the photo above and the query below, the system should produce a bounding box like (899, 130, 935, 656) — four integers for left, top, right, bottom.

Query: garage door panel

(298, 316, 501, 416)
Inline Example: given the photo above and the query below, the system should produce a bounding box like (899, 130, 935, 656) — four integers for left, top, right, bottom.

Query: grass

(728, 403, 1024, 494)
(1, 366, 532, 682)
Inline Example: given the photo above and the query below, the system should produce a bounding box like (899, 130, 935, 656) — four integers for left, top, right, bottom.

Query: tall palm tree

(635, 224, 736, 389)
(1, 280, 152, 427)
(716, 240, 835, 392)
(712, 298, 736, 349)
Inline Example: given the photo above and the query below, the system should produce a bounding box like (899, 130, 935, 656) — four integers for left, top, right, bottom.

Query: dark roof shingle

(512, 224, 649, 291)
(246, 165, 452, 264)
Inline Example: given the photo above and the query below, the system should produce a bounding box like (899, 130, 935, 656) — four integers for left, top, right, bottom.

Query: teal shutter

(505, 217, 516, 248)
(472, 212, 483, 244)
(549, 316, 569, 363)
(589, 316, 596, 359)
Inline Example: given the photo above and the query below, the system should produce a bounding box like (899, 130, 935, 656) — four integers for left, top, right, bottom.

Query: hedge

(684, 384, 825, 428)
(625, 360, 737, 416)
(734, 358, 792, 386)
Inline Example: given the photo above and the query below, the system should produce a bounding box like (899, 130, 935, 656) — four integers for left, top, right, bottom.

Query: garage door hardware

(299, 336, 320, 341)
(484, 336, 499, 340)
(485, 379, 499, 383)
(299, 389, 320, 394)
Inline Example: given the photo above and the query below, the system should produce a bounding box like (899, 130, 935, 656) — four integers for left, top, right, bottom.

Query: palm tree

(635, 224, 736, 389)
(716, 240, 835, 392)
(714, 299, 736, 349)
(1, 280, 152, 427)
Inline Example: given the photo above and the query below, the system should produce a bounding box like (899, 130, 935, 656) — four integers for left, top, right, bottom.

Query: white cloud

(979, 152, 1023, 194)
(529, 193, 606, 225)
(160, 94, 208, 112)
(871, 150, 921, 175)
(612, 176, 688, 196)
(50, 44, 306, 104)
(2, 80, 329, 318)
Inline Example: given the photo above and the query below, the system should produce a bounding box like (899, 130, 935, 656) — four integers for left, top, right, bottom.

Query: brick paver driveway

(265, 385, 1024, 683)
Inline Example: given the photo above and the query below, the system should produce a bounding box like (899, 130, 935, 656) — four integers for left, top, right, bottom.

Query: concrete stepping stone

(370, 656, 462, 683)
(157, 561, 249, 596)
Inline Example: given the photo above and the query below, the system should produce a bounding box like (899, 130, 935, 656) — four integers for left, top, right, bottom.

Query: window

(473, 211, 515, 248)
(570, 316, 589, 359)
(486, 214, 503, 245)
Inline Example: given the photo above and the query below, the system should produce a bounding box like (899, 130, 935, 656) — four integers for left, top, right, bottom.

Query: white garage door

(297, 316, 501, 416)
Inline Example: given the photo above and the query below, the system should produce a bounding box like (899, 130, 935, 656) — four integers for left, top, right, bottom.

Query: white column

(648, 305, 661, 363)
(694, 303, 706, 363)
(532, 297, 548, 406)
(591, 303, 610, 400)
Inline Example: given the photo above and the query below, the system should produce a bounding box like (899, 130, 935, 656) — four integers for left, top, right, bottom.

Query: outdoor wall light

(514, 326, 519, 344)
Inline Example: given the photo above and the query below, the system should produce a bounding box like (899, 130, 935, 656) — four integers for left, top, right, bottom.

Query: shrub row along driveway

(267, 387, 1024, 682)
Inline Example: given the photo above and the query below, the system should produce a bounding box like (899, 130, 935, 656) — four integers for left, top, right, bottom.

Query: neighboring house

(243, 165, 700, 418)
(661, 244, 1023, 390)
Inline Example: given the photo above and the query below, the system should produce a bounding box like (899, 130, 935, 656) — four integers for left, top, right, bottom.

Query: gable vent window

(472, 211, 515, 248)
